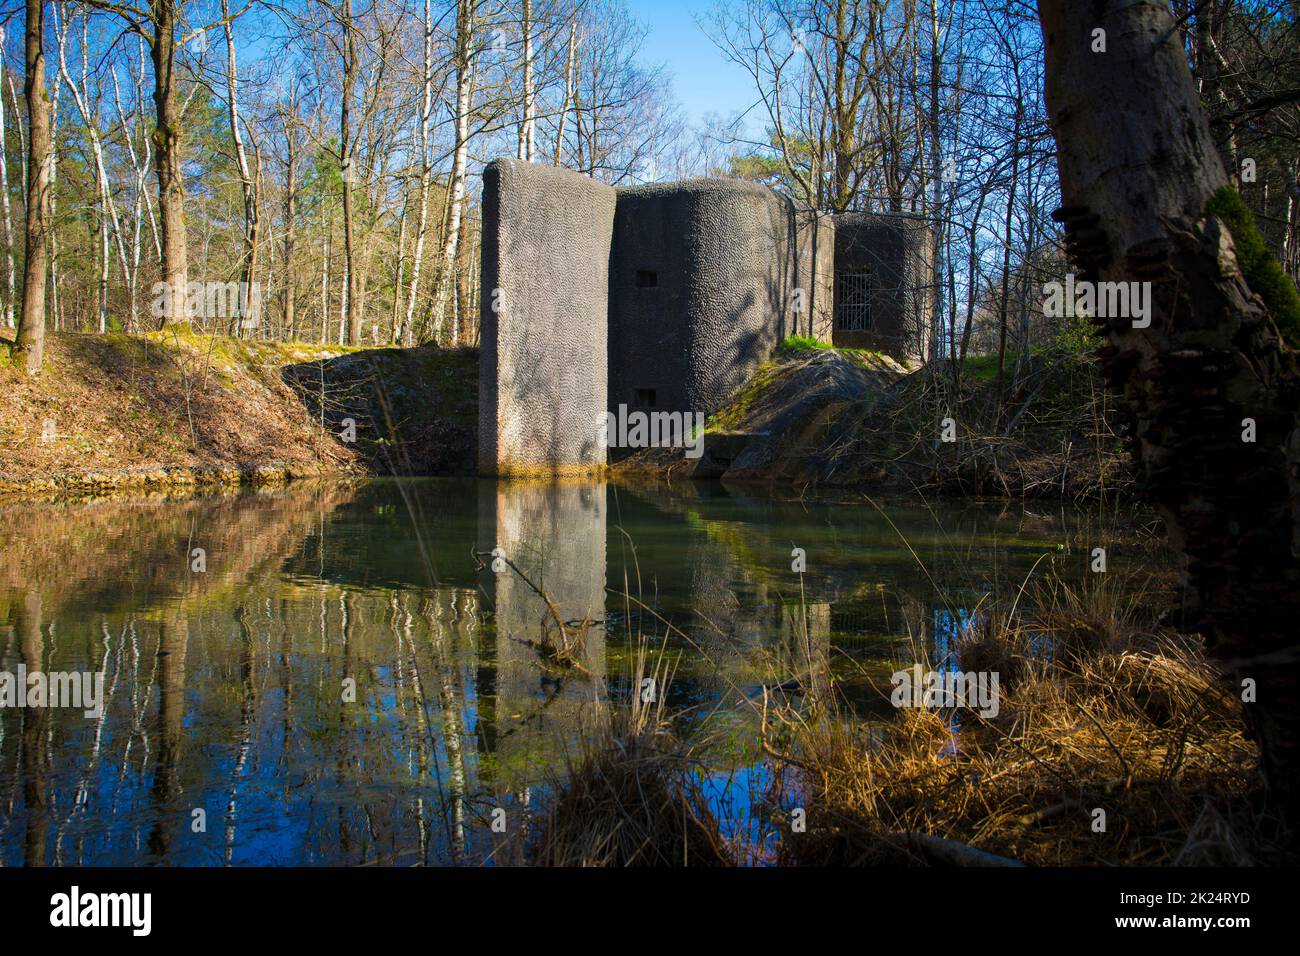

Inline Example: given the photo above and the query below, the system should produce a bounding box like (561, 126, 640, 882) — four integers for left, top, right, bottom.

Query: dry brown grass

(532, 641, 736, 866)
(0, 331, 361, 487)
(765, 574, 1270, 866)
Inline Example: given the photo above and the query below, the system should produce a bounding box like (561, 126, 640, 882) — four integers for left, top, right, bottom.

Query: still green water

(0, 479, 1164, 865)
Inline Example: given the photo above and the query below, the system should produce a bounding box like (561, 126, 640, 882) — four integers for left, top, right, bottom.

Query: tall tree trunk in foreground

(1038, 0, 1300, 824)
(152, 1, 187, 326)
(0, 28, 16, 330)
(14, 0, 51, 374)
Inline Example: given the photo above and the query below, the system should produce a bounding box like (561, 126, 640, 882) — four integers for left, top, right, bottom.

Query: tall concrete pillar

(478, 160, 616, 475)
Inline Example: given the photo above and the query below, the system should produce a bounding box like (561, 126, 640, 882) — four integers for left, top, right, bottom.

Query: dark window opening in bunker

(635, 269, 659, 289)
(634, 388, 657, 408)
(836, 272, 873, 331)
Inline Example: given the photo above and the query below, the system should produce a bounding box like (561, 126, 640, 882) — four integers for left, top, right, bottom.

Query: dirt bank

(0, 329, 477, 498)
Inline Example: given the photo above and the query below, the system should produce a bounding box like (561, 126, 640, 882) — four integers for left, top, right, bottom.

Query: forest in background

(0, 0, 1293, 384)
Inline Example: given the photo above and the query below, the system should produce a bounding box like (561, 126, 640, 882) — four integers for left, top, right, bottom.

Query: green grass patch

(777, 334, 831, 353)
(959, 353, 1002, 384)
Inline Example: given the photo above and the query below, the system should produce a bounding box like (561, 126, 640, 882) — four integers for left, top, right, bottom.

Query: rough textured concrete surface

(797, 209, 837, 343)
(479, 159, 615, 475)
(608, 179, 834, 422)
(832, 213, 932, 363)
(478, 161, 929, 476)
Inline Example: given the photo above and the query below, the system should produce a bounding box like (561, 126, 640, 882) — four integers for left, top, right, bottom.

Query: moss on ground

(706, 360, 784, 433)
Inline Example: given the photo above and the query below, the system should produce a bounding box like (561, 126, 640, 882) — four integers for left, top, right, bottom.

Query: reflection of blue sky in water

(0, 479, 1166, 865)
(933, 606, 978, 676)
(699, 762, 780, 865)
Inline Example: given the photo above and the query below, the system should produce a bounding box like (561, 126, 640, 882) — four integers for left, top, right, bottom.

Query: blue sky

(626, 0, 758, 131)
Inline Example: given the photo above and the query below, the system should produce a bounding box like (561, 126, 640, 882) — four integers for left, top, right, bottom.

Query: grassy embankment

(0, 327, 477, 497)
(617, 335, 1130, 499)
(3, 325, 1123, 502)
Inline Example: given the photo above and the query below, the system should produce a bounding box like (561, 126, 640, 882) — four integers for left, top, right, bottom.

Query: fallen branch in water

(472, 546, 592, 674)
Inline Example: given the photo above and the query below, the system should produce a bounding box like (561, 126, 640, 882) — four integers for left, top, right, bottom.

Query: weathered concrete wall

(608, 179, 834, 424)
(832, 213, 932, 363)
(477, 162, 932, 475)
(478, 159, 615, 475)
(794, 208, 836, 343)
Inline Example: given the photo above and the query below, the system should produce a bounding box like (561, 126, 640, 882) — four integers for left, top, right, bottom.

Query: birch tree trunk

(391, 188, 408, 344)
(320, 199, 330, 345)
(7, 72, 24, 201)
(430, 0, 474, 345)
(58, 10, 131, 333)
(401, 0, 435, 346)
(281, 104, 298, 341)
(1038, 0, 1300, 821)
(111, 67, 147, 331)
(222, 0, 260, 337)
(518, 0, 535, 162)
(553, 17, 577, 166)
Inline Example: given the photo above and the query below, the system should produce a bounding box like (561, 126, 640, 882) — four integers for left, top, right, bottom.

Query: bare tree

(0, 27, 15, 330)
(220, 0, 262, 335)
(14, 0, 52, 373)
(56, 6, 132, 332)
(427, 0, 476, 345)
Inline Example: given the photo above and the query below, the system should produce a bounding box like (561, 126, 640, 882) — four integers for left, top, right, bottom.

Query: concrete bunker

(608, 179, 833, 422)
(833, 212, 933, 362)
(478, 158, 931, 475)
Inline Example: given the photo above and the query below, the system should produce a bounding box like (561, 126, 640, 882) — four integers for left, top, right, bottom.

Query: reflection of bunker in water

(478, 481, 607, 788)
(682, 527, 831, 705)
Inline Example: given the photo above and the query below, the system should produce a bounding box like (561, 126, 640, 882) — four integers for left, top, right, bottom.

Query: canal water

(0, 479, 1165, 864)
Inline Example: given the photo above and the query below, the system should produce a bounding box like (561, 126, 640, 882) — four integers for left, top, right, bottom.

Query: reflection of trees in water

(147, 610, 188, 859)
(0, 483, 518, 864)
(0, 483, 359, 619)
(17, 591, 48, 867)
(0, 570, 611, 864)
(0, 582, 503, 865)
(0, 483, 609, 864)
(682, 521, 834, 708)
